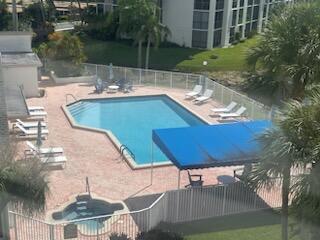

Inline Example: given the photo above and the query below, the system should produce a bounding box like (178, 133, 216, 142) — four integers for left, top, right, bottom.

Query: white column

(206, 0, 216, 49)
(220, 0, 232, 47)
(257, 0, 265, 33)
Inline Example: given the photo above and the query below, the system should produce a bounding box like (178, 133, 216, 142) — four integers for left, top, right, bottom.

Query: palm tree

(248, 87, 320, 240)
(137, 7, 170, 69)
(246, 2, 320, 101)
(118, 0, 154, 68)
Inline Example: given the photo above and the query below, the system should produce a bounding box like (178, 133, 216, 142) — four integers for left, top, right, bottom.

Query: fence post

(125, 67, 127, 82)
(189, 188, 194, 221)
(170, 72, 173, 88)
(186, 75, 189, 89)
(49, 224, 55, 240)
(139, 69, 142, 85)
(95, 64, 98, 76)
(154, 71, 157, 87)
(148, 208, 152, 231)
(13, 214, 18, 240)
(222, 185, 227, 215)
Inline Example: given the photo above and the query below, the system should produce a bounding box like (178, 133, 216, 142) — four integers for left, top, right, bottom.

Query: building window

(232, 0, 237, 8)
(248, 0, 253, 6)
(213, 30, 222, 47)
(254, 0, 259, 4)
(245, 23, 251, 37)
(229, 27, 235, 43)
(263, 4, 267, 18)
(216, 0, 224, 10)
(193, 11, 209, 30)
(214, 11, 223, 29)
(238, 9, 243, 24)
(253, 6, 259, 20)
(192, 30, 208, 48)
(232, 10, 237, 26)
(194, 0, 210, 10)
(246, 7, 252, 21)
(240, 0, 244, 7)
(252, 21, 258, 30)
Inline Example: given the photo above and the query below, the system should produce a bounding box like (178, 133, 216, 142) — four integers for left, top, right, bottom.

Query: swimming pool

(67, 95, 207, 166)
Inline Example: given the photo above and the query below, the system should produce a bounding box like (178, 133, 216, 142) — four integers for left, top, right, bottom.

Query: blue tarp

(152, 120, 272, 170)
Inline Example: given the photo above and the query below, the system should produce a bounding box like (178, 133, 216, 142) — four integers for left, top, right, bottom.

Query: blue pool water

(67, 95, 207, 165)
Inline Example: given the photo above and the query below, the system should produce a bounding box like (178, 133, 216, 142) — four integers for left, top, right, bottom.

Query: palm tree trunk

(39, 0, 46, 24)
(0, 68, 9, 146)
(137, 40, 142, 69)
(76, 0, 84, 26)
(281, 166, 291, 240)
(11, 0, 18, 31)
(145, 37, 151, 69)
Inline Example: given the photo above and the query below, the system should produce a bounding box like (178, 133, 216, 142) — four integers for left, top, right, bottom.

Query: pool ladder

(65, 93, 78, 104)
(120, 144, 135, 160)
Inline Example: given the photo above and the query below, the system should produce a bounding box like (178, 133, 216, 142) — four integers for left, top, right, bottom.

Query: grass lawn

(159, 210, 299, 240)
(82, 37, 259, 72)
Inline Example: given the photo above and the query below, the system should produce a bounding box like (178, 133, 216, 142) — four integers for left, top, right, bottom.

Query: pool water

(68, 95, 207, 165)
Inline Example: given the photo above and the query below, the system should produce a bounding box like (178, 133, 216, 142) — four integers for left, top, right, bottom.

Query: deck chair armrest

(191, 174, 202, 180)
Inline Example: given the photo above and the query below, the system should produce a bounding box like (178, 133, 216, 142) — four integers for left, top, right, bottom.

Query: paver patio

(22, 80, 238, 217)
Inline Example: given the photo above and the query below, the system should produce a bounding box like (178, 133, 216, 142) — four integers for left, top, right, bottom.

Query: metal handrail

(120, 144, 135, 160)
(19, 85, 30, 115)
(65, 93, 77, 104)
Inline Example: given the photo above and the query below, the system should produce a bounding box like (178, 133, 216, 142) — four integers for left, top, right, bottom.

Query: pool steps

(68, 102, 97, 117)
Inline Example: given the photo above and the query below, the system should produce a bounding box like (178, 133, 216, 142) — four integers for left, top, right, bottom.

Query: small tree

(0, 0, 10, 31)
(0, 142, 49, 239)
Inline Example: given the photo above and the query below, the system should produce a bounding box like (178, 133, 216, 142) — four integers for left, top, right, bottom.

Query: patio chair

(211, 101, 237, 114)
(14, 119, 46, 129)
(185, 171, 204, 188)
(15, 123, 49, 137)
(28, 106, 45, 112)
(185, 85, 202, 98)
(94, 77, 104, 94)
(219, 106, 247, 119)
(193, 89, 214, 104)
(25, 141, 63, 156)
(233, 163, 252, 181)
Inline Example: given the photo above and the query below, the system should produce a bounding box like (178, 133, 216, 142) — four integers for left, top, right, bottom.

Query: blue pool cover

(152, 120, 272, 170)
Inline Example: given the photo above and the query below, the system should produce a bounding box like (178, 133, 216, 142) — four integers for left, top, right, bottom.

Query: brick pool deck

(24, 81, 239, 215)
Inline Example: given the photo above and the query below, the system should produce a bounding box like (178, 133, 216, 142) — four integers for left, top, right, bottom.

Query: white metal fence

(8, 182, 281, 240)
(83, 63, 271, 120)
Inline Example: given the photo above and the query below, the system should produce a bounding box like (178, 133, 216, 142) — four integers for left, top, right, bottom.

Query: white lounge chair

(219, 106, 247, 119)
(29, 111, 47, 117)
(185, 85, 202, 98)
(40, 155, 67, 167)
(26, 141, 63, 155)
(14, 119, 46, 129)
(211, 102, 237, 113)
(28, 106, 45, 112)
(15, 123, 49, 136)
(194, 89, 213, 104)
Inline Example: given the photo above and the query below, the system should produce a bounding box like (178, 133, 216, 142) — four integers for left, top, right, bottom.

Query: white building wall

(0, 32, 32, 53)
(161, 0, 194, 48)
(2, 66, 39, 97)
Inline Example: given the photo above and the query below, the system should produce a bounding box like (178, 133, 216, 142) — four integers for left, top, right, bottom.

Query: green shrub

(109, 233, 131, 240)
(136, 229, 184, 240)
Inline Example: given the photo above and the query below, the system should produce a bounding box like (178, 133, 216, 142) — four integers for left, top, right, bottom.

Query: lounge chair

(28, 106, 45, 112)
(29, 111, 47, 117)
(26, 141, 63, 156)
(211, 101, 237, 113)
(40, 155, 67, 167)
(185, 171, 203, 188)
(185, 85, 202, 98)
(15, 123, 49, 136)
(194, 89, 213, 104)
(219, 106, 247, 119)
(14, 119, 46, 129)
